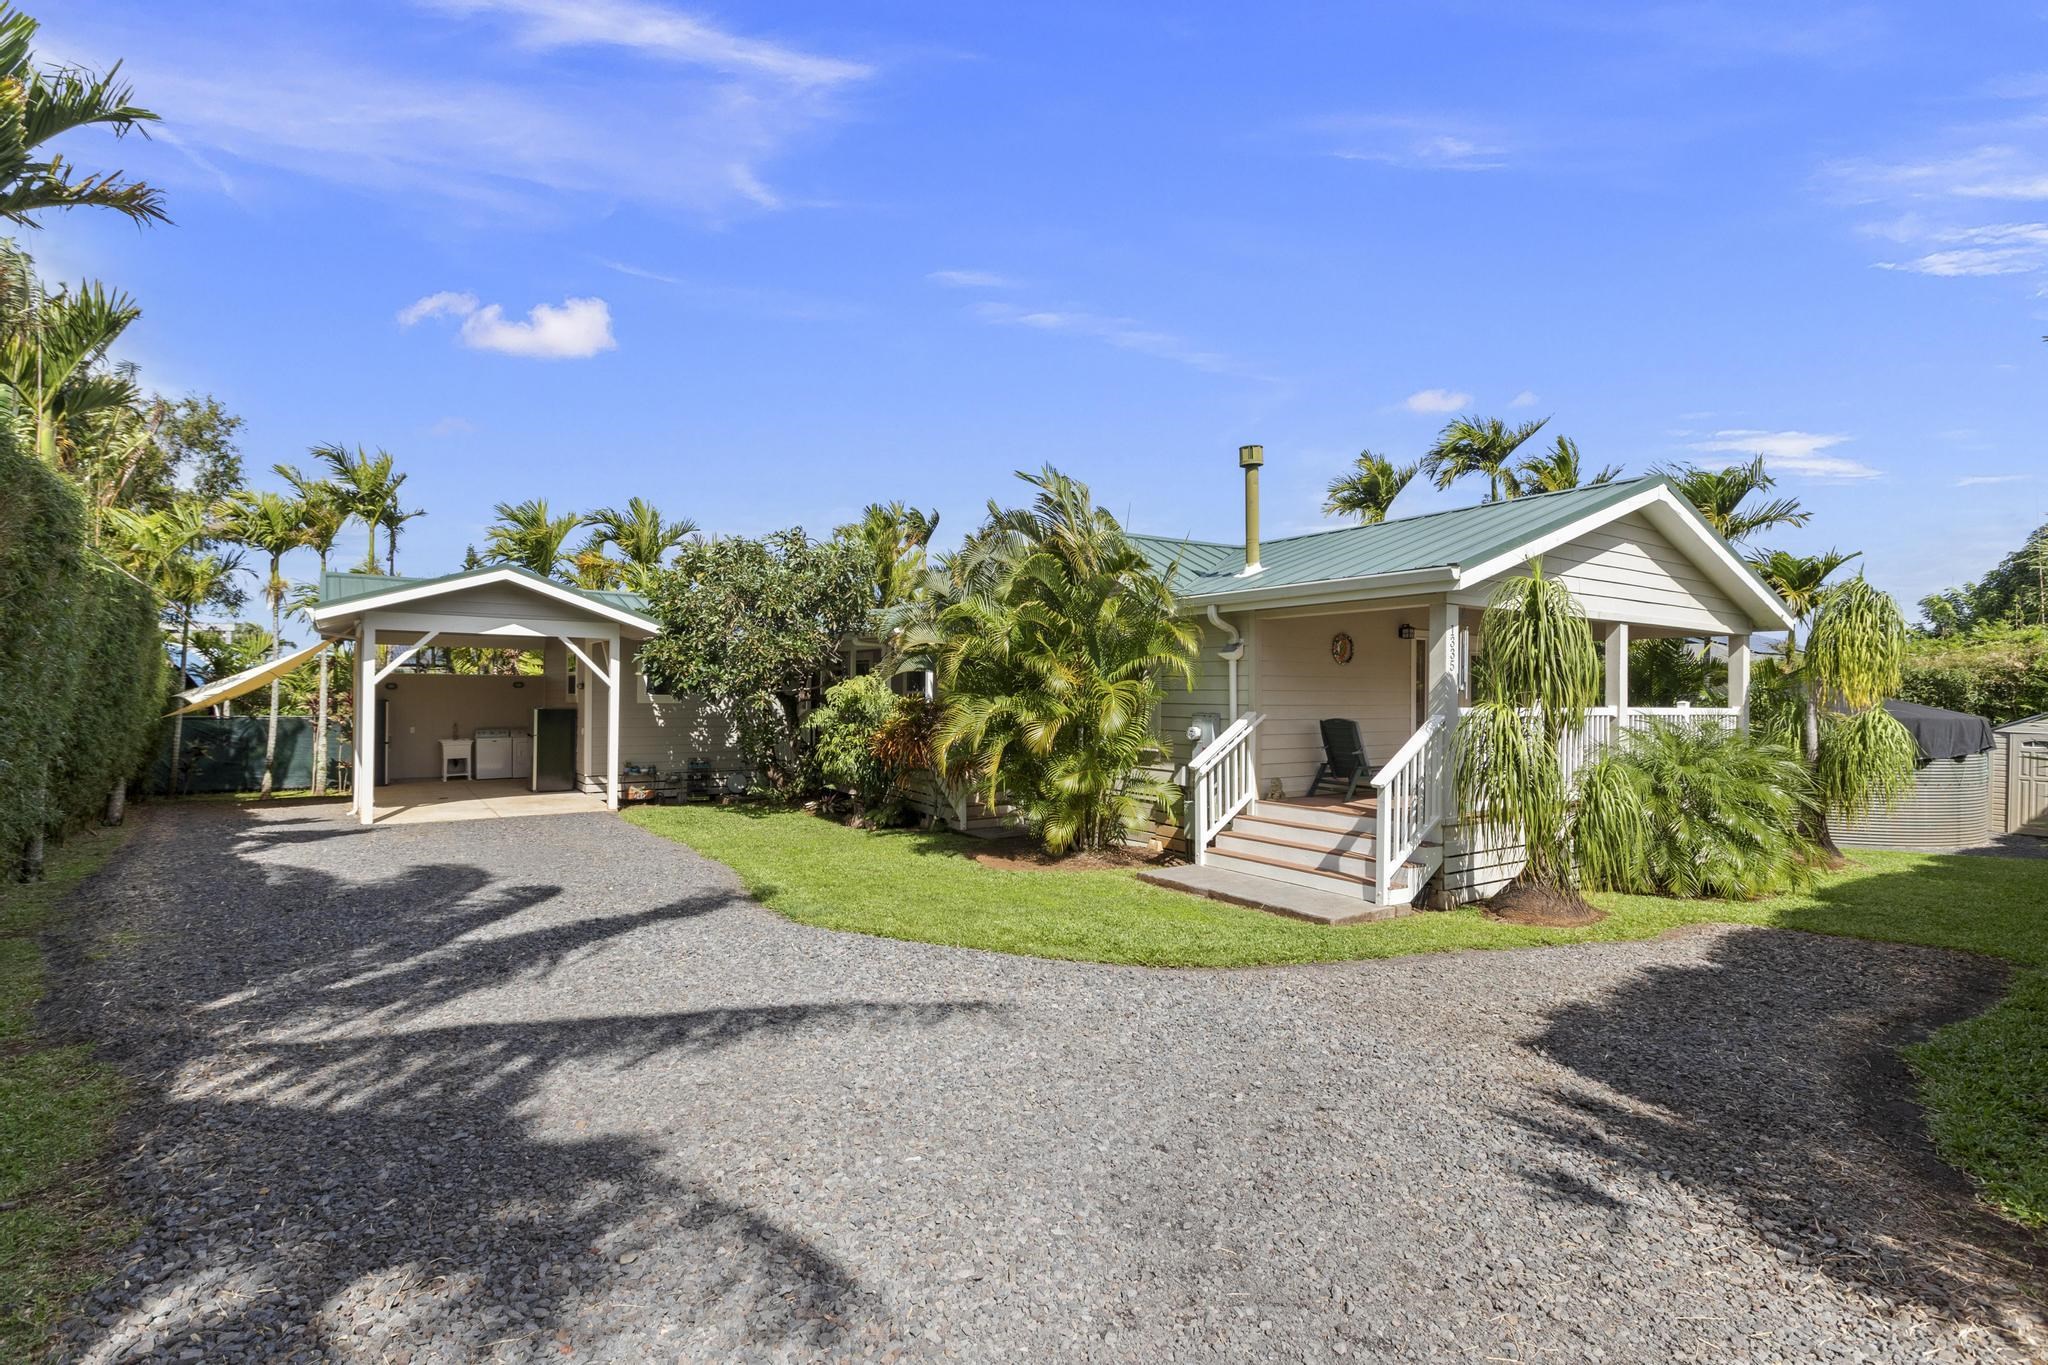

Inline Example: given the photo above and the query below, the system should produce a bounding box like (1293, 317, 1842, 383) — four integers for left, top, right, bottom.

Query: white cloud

(397, 291, 481, 326)
(399, 291, 617, 359)
(1873, 222, 2048, 277)
(429, 416, 477, 436)
(1955, 473, 2032, 487)
(970, 301, 1265, 378)
(1687, 429, 1880, 479)
(1403, 387, 1472, 414)
(1509, 389, 1541, 408)
(1317, 114, 1508, 171)
(927, 269, 1018, 289)
(77, 1, 871, 219)
(422, 0, 871, 84)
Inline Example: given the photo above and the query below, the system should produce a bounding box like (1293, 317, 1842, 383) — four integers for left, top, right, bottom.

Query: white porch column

(1728, 633, 1752, 733)
(357, 619, 376, 826)
(1428, 598, 1460, 769)
(605, 631, 622, 812)
(1604, 621, 1630, 727)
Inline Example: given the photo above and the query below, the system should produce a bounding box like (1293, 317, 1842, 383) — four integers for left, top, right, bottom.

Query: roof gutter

(1178, 565, 1460, 613)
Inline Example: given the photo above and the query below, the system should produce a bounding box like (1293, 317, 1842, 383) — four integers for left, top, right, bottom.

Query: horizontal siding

(1251, 608, 1418, 798)
(1837, 754, 1992, 850)
(1468, 512, 1747, 633)
(578, 640, 746, 789)
(1433, 820, 1525, 908)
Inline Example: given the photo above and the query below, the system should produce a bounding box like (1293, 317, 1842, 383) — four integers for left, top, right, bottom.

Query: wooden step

(1247, 799, 1375, 835)
(1207, 848, 1375, 898)
(1213, 828, 1378, 879)
(1230, 811, 1376, 855)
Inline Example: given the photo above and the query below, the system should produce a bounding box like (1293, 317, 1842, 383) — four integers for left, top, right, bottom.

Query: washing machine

(473, 726, 515, 780)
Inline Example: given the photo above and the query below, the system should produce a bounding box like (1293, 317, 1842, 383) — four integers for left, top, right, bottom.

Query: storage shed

(1992, 712, 2048, 837)
(1837, 701, 1994, 851)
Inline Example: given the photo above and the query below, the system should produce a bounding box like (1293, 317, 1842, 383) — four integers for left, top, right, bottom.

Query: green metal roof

(316, 565, 654, 619)
(1130, 476, 1669, 599)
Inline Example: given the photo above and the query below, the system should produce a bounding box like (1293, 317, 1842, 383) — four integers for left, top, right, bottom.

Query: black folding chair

(1306, 719, 1373, 801)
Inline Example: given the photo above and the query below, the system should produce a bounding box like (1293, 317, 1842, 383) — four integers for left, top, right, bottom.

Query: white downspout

(1206, 605, 1244, 722)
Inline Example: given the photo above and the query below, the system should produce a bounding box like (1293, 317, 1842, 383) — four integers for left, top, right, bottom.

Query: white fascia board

(1452, 484, 1796, 632)
(312, 567, 656, 634)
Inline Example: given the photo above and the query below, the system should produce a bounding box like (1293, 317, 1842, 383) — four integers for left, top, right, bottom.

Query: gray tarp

(1881, 700, 1994, 763)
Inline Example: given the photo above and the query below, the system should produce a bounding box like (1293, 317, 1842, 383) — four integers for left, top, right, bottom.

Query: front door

(2013, 736, 2048, 836)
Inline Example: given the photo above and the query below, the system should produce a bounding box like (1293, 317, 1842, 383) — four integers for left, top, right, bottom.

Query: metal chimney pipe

(1238, 444, 1264, 572)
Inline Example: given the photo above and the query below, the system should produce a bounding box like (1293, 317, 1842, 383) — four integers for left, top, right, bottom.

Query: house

(1124, 448, 1796, 915)
(309, 567, 744, 825)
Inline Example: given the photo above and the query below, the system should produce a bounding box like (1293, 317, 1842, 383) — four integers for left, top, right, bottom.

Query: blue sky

(39, 0, 2048, 619)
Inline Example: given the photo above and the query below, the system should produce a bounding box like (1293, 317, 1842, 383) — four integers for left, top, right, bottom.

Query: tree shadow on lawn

(42, 804, 995, 1360)
(1510, 922, 2048, 1351)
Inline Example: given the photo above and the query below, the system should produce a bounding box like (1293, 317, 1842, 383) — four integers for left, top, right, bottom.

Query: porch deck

(1138, 863, 1407, 926)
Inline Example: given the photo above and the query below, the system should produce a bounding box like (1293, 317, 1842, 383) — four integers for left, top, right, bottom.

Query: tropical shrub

(806, 673, 906, 822)
(929, 467, 1197, 855)
(640, 529, 868, 794)
(1576, 722, 1817, 900)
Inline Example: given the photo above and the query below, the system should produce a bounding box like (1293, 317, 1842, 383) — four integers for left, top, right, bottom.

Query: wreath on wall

(1330, 632, 1354, 665)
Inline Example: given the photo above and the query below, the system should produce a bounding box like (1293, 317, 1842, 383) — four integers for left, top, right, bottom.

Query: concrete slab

(355, 779, 610, 826)
(1138, 863, 1408, 925)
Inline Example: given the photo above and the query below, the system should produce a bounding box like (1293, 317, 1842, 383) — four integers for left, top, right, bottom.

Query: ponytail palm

(932, 466, 1198, 854)
(1455, 563, 1601, 890)
(1805, 576, 1917, 844)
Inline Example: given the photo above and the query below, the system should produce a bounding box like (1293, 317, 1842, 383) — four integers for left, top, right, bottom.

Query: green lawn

(626, 804, 2048, 1228)
(0, 825, 134, 1359)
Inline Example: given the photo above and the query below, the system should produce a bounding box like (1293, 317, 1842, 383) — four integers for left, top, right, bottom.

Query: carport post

(357, 620, 376, 826)
(605, 630, 621, 812)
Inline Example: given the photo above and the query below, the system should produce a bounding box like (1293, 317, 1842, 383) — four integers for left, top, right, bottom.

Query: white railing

(1463, 704, 1742, 788)
(1372, 712, 1449, 903)
(1187, 711, 1264, 866)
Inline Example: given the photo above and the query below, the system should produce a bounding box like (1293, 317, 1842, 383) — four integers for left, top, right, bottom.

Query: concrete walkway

(362, 778, 609, 824)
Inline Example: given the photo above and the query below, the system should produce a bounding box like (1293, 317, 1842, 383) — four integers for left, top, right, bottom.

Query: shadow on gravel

(51, 806, 994, 1361)
(1510, 926, 2047, 1347)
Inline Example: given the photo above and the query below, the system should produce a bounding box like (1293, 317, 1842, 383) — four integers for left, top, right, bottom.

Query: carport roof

(312, 565, 657, 633)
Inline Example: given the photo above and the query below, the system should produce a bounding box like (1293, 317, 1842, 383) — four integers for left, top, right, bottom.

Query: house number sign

(1330, 632, 1354, 664)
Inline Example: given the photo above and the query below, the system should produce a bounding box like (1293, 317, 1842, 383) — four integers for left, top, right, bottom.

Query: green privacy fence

(151, 716, 345, 795)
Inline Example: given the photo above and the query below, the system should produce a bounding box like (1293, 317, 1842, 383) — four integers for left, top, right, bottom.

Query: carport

(310, 566, 659, 827)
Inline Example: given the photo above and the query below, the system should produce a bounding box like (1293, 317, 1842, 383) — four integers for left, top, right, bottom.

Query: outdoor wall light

(1397, 623, 1416, 640)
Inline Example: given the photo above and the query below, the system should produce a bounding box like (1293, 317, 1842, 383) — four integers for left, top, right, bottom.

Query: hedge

(1899, 628, 2048, 727)
(0, 437, 169, 875)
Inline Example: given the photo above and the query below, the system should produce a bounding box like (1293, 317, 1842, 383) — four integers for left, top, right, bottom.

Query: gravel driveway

(44, 802, 2047, 1363)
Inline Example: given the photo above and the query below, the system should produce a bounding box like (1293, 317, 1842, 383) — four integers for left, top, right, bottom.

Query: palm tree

(586, 497, 698, 592)
(839, 501, 940, 608)
(1454, 563, 1603, 900)
(483, 499, 586, 580)
(1655, 455, 1810, 544)
(383, 502, 425, 575)
(157, 549, 241, 796)
(1747, 547, 1859, 756)
(230, 491, 311, 796)
(1323, 450, 1417, 524)
(0, 6, 167, 226)
(1421, 415, 1549, 503)
(1511, 436, 1621, 495)
(930, 467, 1198, 854)
(277, 466, 348, 793)
(0, 270, 141, 463)
(313, 443, 406, 575)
